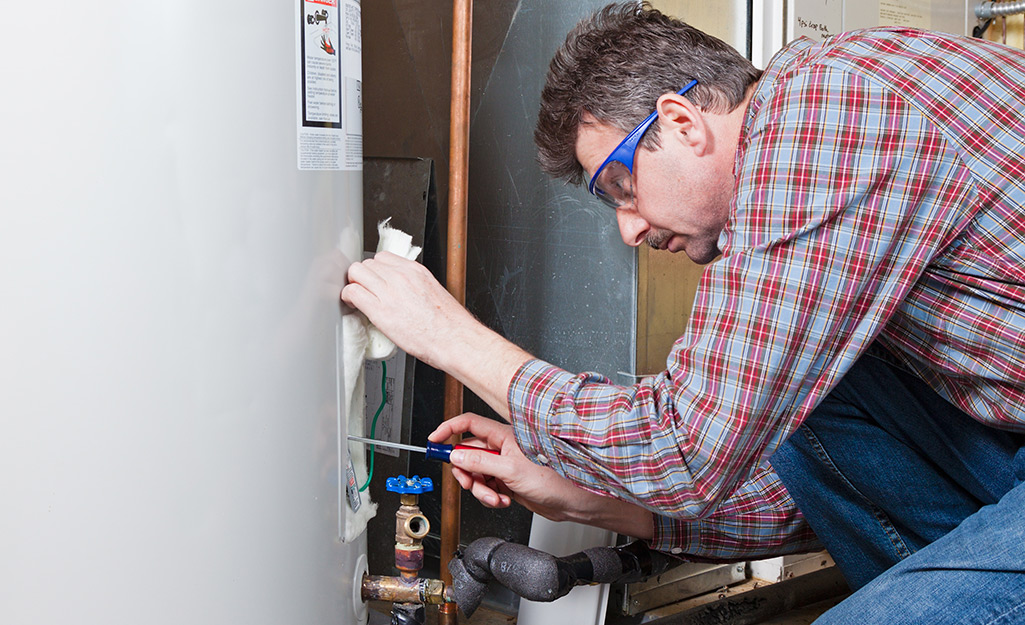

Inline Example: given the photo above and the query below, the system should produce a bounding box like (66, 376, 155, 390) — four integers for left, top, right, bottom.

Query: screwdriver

(347, 434, 502, 463)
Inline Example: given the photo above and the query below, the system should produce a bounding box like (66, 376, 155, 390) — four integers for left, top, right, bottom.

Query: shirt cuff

(507, 358, 575, 473)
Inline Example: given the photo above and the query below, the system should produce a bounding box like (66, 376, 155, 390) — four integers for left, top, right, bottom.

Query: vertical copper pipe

(440, 0, 472, 623)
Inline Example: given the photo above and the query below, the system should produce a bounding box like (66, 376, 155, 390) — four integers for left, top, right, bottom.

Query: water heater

(0, 2, 368, 623)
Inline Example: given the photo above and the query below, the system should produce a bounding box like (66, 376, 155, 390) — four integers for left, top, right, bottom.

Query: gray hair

(535, 2, 762, 184)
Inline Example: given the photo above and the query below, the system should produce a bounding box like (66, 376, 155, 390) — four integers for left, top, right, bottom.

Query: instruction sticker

(879, 0, 930, 29)
(345, 457, 362, 512)
(296, 0, 362, 170)
(363, 354, 406, 458)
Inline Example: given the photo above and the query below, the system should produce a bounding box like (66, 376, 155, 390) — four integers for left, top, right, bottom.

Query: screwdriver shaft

(347, 434, 427, 454)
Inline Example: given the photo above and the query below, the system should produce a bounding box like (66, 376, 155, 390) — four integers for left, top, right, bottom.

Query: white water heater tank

(0, 2, 368, 624)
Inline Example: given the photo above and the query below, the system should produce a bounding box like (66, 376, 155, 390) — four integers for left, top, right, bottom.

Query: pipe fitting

(361, 574, 453, 605)
(403, 513, 430, 540)
(371, 476, 445, 625)
(395, 544, 425, 574)
(392, 491, 429, 575)
(976, 1, 1025, 19)
(394, 497, 430, 546)
(448, 539, 676, 618)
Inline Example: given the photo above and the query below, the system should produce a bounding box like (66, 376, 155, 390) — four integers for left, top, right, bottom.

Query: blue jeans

(772, 346, 1025, 624)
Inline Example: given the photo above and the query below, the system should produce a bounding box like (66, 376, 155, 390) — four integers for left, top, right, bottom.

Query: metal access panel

(621, 563, 747, 616)
(0, 2, 368, 624)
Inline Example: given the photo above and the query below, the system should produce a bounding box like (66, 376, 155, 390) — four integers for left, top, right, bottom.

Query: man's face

(575, 114, 732, 265)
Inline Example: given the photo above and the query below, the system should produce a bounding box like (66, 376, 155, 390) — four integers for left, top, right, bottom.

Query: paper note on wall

(879, 0, 931, 29)
(793, 0, 843, 41)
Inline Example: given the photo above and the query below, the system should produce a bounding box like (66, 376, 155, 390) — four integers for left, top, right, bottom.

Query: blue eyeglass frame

(587, 79, 699, 201)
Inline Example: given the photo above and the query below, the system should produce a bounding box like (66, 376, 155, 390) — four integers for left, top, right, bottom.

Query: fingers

(348, 252, 422, 287)
(449, 465, 475, 490)
(429, 412, 510, 443)
(341, 254, 424, 322)
(342, 253, 412, 302)
(341, 253, 447, 322)
(366, 250, 407, 266)
(472, 479, 512, 507)
(340, 255, 388, 311)
(486, 476, 514, 506)
(450, 466, 511, 508)
(436, 417, 519, 485)
(339, 281, 375, 310)
(345, 258, 388, 294)
(368, 252, 437, 283)
(448, 445, 521, 486)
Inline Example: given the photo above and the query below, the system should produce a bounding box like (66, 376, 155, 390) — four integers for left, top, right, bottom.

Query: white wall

(786, 0, 977, 45)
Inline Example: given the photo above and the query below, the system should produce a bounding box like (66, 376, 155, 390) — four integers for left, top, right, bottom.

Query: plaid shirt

(510, 28, 1025, 559)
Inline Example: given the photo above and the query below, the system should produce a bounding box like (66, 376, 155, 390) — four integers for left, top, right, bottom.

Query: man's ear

(655, 93, 709, 154)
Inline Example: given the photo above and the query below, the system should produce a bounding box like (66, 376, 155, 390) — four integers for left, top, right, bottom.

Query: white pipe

(976, 1, 1025, 19)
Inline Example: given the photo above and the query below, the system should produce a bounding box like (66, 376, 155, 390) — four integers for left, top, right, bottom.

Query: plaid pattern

(511, 28, 1025, 558)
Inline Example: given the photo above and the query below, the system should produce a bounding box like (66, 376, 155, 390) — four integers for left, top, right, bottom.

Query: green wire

(358, 360, 387, 492)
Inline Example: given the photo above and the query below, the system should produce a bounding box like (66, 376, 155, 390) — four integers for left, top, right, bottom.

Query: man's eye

(613, 176, 633, 199)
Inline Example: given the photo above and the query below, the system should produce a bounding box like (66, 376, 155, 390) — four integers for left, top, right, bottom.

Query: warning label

(296, 0, 362, 170)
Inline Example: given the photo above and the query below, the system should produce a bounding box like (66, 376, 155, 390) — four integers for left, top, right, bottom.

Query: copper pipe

(440, 0, 473, 623)
(361, 574, 452, 605)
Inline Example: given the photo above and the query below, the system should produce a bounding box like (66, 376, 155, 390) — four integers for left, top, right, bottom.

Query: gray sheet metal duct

(464, 0, 637, 381)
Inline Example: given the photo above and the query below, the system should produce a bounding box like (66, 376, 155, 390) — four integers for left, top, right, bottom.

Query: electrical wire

(973, 18, 994, 38)
(358, 360, 388, 492)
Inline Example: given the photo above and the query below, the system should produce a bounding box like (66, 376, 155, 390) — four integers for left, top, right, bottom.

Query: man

(342, 4, 1025, 622)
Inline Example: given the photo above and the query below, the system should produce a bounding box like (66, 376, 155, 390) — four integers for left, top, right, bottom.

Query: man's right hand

(432, 413, 654, 539)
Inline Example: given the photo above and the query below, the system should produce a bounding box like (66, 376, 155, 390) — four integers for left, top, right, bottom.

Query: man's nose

(616, 206, 649, 247)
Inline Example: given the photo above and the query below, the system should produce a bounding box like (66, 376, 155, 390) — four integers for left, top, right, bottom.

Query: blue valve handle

(386, 475, 434, 494)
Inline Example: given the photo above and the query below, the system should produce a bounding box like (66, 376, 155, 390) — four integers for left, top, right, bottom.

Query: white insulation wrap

(0, 2, 368, 624)
(342, 219, 423, 541)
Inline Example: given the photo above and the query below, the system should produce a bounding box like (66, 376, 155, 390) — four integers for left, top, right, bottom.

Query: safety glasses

(587, 80, 698, 209)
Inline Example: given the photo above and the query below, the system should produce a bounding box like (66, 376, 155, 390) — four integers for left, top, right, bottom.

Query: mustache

(646, 229, 672, 250)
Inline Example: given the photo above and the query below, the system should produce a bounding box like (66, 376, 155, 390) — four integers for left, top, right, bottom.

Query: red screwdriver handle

(453, 444, 502, 456)
(425, 441, 502, 463)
